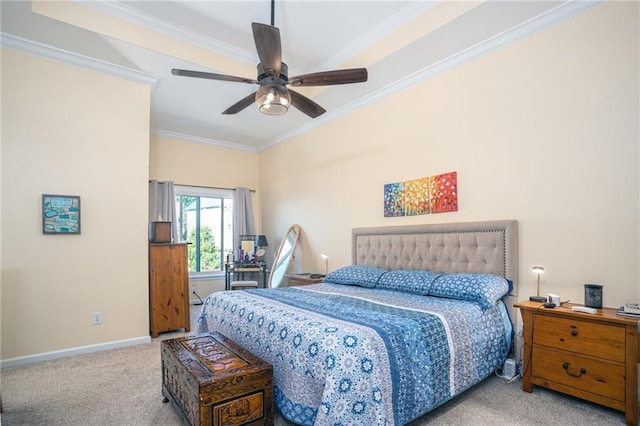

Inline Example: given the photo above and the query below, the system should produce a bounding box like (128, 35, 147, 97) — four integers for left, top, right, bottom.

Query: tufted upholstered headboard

(352, 220, 518, 325)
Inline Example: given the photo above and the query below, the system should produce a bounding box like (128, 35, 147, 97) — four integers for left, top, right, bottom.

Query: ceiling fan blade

(172, 69, 257, 84)
(289, 89, 326, 118)
(252, 23, 282, 78)
(222, 92, 257, 115)
(288, 68, 368, 87)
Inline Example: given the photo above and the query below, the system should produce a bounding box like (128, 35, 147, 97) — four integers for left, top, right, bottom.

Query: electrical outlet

(92, 311, 102, 325)
(191, 287, 197, 294)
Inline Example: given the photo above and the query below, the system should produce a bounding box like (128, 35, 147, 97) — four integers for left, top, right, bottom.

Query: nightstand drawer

(533, 315, 625, 362)
(532, 346, 625, 402)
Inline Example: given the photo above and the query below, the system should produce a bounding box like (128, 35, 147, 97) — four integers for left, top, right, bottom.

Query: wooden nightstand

(284, 273, 324, 286)
(515, 301, 639, 425)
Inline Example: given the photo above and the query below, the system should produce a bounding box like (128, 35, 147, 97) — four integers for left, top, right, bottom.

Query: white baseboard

(0, 335, 152, 369)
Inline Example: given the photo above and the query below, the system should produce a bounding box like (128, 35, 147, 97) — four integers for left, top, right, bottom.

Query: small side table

(225, 262, 268, 290)
(285, 273, 324, 287)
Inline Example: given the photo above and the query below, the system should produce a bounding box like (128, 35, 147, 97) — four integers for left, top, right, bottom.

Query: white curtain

(148, 180, 178, 242)
(233, 187, 256, 256)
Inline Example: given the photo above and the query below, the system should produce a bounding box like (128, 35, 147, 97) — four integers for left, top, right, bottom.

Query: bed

(197, 220, 518, 425)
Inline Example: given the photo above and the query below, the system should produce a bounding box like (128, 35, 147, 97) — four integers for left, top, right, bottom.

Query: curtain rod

(150, 180, 255, 193)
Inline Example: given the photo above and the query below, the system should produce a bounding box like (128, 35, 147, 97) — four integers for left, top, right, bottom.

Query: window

(174, 186, 233, 276)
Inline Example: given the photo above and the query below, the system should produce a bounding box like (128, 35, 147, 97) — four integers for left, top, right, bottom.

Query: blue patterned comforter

(197, 283, 510, 425)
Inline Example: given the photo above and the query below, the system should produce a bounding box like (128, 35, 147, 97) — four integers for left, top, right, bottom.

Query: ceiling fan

(171, 1, 368, 118)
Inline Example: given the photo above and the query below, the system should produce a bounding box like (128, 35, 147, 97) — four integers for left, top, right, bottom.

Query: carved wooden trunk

(161, 332, 274, 426)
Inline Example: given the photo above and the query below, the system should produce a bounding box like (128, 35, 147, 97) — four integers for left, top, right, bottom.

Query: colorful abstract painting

(430, 171, 458, 213)
(383, 182, 405, 217)
(404, 177, 430, 216)
(384, 171, 458, 217)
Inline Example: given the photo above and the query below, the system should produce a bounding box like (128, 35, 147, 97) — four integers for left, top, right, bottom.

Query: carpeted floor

(0, 305, 627, 425)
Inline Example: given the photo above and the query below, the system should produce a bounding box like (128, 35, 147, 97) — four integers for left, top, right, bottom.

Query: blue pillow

(429, 273, 510, 308)
(324, 265, 386, 288)
(376, 270, 439, 295)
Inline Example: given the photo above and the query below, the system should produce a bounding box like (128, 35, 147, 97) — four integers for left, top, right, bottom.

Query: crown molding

(78, 0, 257, 66)
(0, 33, 158, 85)
(259, 0, 605, 151)
(82, 1, 434, 73)
(4, 0, 604, 152)
(315, 1, 439, 73)
(152, 129, 259, 153)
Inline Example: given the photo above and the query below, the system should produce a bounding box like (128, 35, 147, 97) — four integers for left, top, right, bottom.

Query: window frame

(174, 185, 233, 279)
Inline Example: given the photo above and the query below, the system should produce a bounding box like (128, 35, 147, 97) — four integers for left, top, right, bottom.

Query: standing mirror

(268, 224, 300, 288)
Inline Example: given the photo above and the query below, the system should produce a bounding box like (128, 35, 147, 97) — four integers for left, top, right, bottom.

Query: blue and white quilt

(197, 276, 511, 426)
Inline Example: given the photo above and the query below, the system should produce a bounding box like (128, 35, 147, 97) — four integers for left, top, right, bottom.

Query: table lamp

(529, 266, 547, 302)
(255, 235, 268, 262)
(320, 253, 329, 276)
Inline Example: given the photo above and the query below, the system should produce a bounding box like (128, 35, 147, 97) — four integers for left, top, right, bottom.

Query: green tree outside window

(188, 226, 220, 271)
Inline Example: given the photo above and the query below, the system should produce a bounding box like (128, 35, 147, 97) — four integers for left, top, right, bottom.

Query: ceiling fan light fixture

(171, 18, 367, 119)
(256, 83, 290, 115)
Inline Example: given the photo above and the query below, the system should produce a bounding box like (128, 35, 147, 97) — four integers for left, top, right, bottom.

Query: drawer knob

(562, 362, 587, 377)
(570, 330, 578, 337)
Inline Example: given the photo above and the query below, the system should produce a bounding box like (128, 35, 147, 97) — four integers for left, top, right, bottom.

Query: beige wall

(259, 2, 639, 309)
(0, 1, 637, 364)
(149, 135, 260, 299)
(1, 49, 151, 360)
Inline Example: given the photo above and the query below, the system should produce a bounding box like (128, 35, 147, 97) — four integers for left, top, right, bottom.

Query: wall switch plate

(92, 312, 102, 325)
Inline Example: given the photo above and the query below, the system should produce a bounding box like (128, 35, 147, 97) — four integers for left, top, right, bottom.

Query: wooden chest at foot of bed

(161, 332, 274, 426)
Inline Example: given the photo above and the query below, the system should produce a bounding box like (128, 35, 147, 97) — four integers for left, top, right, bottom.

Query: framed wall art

(42, 194, 81, 234)
(430, 171, 458, 213)
(383, 171, 458, 217)
(383, 182, 405, 217)
(405, 177, 430, 216)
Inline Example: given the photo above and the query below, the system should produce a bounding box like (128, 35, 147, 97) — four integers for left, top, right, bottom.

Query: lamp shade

(255, 235, 268, 247)
(255, 84, 290, 115)
(531, 266, 545, 274)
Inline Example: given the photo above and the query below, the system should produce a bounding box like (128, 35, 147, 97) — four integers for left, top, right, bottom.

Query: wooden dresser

(516, 301, 639, 425)
(149, 243, 190, 337)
